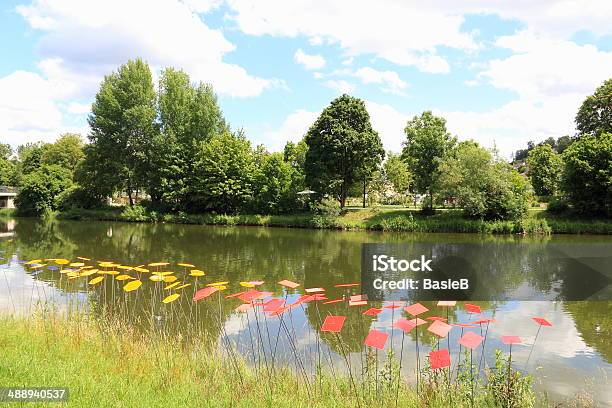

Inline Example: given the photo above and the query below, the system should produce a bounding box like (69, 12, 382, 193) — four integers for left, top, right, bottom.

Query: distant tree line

(3, 60, 610, 219)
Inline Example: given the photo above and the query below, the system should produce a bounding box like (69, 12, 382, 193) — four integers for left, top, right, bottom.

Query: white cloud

(354, 67, 408, 95)
(482, 30, 612, 100)
(0, 70, 87, 146)
(364, 101, 409, 152)
(226, 0, 476, 73)
(16, 0, 279, 98)
(4, 0, 281, 147)
(324, 79, 356, 94)
(261, 109, 319, 150)
(447, 31, 612, 157)
(293, 49, 326, 70)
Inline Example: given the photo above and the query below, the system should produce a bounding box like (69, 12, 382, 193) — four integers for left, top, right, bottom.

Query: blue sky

(1, 1, 611, 158)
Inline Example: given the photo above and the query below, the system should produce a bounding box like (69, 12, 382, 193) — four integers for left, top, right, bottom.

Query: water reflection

(0, 217, 610, 405)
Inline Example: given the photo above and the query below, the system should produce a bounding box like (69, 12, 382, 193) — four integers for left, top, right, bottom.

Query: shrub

(120, 205, 150, 222)
(57, 185, 105, 210)
(15, 165, 72, 216)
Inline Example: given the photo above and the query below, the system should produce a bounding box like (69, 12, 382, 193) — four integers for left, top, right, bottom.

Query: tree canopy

(304, 95, 384, 208)
(527, 144, 562, 196)
(576, 79, 612, 136)
(401, 111, 455, 212)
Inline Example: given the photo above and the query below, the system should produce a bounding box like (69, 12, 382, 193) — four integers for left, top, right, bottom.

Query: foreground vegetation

(0, 313, 545, 408)
(56, 206, 612, 235)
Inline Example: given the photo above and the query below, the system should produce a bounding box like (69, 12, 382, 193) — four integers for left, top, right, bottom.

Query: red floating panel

(364, 329, 389, 350)
(427, 320, 452, 338)
(193, 286, 218, 301)
(464, 303, 481, 314)
(278, 279, 300, 289)
(532, 317, 552, 327)
(404, 303, 429, 316)
(321, 315, 346, 333)
(458, 331, 484, 350)
(429, 349, 451, 369)
(501, 335, 522, 345)
(363, 307, 383, 316)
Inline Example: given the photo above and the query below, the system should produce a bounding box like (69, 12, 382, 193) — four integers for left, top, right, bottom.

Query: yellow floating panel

(162, 293, 180, 304)
(149, 275, 165, 282)
(152, 271, 173, 276)
(148, 262, 169, 267)
(66, 271, 80, 278)
(25, 259, 42, 265)
(88, 276, 104, 285)
(239, 282, 255, 288)
(55, 259, 70, 265)
(77, 256, 91, 261)
(117, 265, 133, 270)
(165, 281, 181, 290)
(163, 275, 178, 283)
(174, 283, 191, 290)
(177, 263, 195, 268)
(189, 270, 205, 277)
(30, 264, 47, 270)
(80, 269, 98, 277)
(123, 280, 142, 292)
(115, 274, 134, 281)
(70, 262, 85, 267)
(133, 267, 150, 273)
(207, 281, 229, 287)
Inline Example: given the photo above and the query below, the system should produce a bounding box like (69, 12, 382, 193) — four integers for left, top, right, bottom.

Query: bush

(15, 165, 72, 216)
(120, 205, 150, 222)
(562, 132, 612, 217)
(546, 196, 570, 214)
(57, 185, 106, 211)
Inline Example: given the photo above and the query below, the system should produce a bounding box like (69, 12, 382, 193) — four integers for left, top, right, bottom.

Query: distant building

(0, 186, 17, 209)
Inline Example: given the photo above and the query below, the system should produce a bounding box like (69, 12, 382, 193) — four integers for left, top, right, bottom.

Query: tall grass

(0, 313, 536, 408)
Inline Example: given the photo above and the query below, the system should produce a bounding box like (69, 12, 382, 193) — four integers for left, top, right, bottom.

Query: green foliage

(438, 141, 532, 220)
(304, 94, 384, 208)
(88, 58, 159, 205)
(383, 152, 411, 196)
(40, 133, 85, 172)
(310, 197, 341, 228)
(485, 350, 535, 408)
(0, 158, 16, 186)
(576, 78, 612, 135)
(561, 132, 612, 216)
(57, 185, 105, 211)
(17, 142, 48, 177)
(526, 144, 562, 196)
(154, 68, 226, 208)
(253, 152, 301, 214)
(120, 204, 149, 222)
(401, 111, 456, 211)
(15, 165, 73, 216)
(192, 131, 255, 213)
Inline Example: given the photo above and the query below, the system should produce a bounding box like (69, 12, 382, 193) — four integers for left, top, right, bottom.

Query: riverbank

(0, 314, 540, 408)
(53, 206, 612, 234)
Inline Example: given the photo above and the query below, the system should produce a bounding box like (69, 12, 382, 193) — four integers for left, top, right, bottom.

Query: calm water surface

(0, 218, 610, 405)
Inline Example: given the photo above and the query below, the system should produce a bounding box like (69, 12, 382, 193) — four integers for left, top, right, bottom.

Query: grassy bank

(0, 314, 541, 408)
(55, 206, 612, 234)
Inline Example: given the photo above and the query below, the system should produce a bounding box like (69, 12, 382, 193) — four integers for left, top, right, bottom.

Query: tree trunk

(429, 189, 433, 212)
(362, 178, 367, 208)
(340, 184, 346, 209)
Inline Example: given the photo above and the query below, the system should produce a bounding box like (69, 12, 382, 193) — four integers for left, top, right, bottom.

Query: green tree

(401, 111, 456, 212)
(0, 144, 14, 186)
(384, 152, 411, 195)
(304, 95, 384, 208)
(253, 152, 299, 214)
(576, 79, 612, 135)
(156, 68, 226, 208)
(192, 131, 255, 213)
(15, 165, 73, 215)
(526, 144, 563, 196)
(17, 142, 48, 176)
(40, 133, 85, 172)
(88, 58, 158, 206)
(439, 141, 531, 220)
(561, 132, 612, 216)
